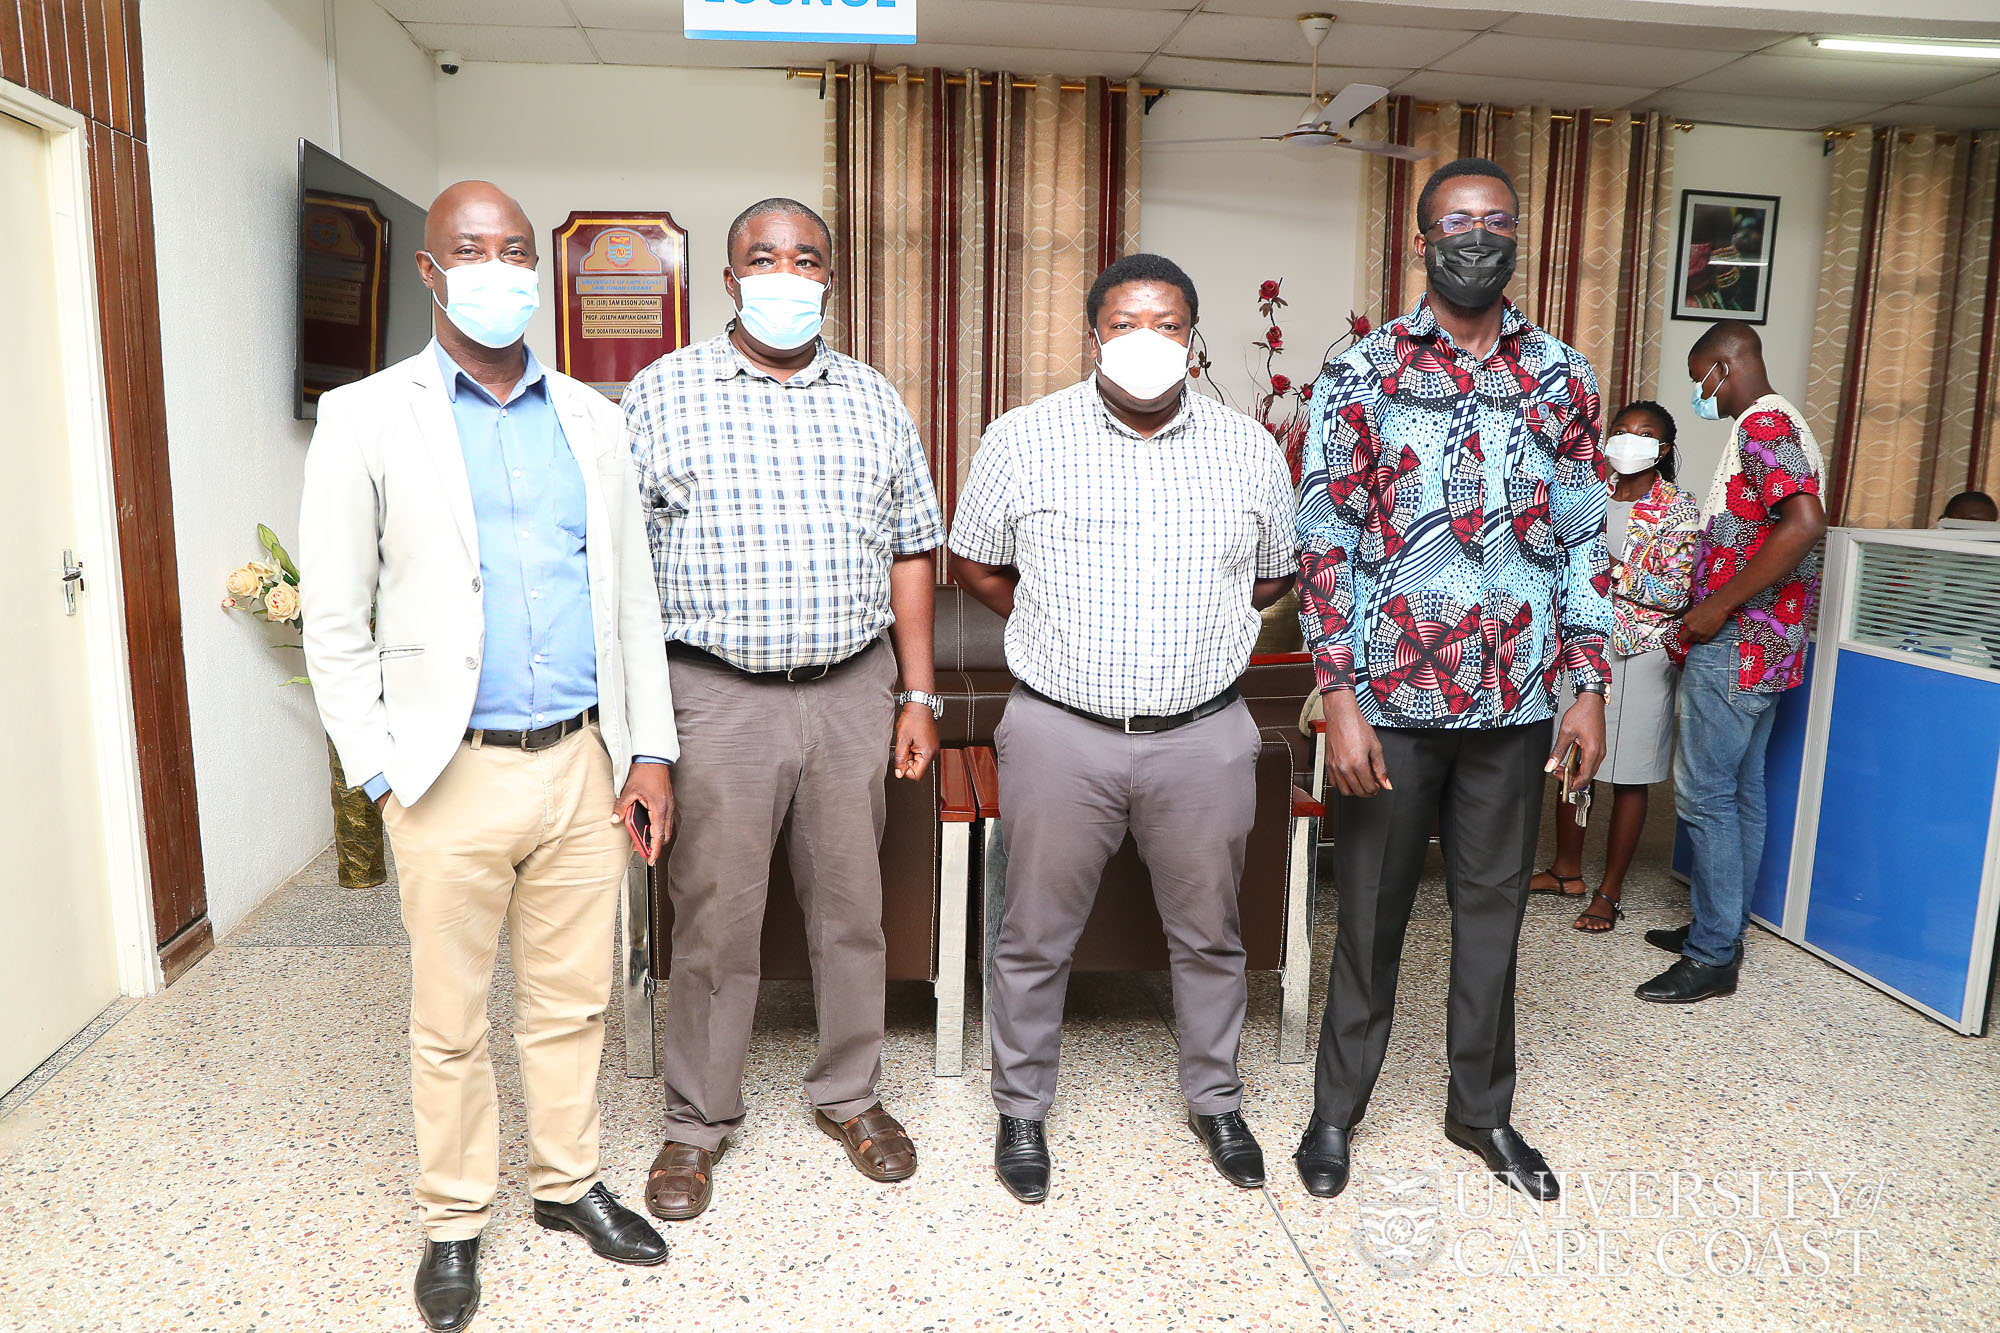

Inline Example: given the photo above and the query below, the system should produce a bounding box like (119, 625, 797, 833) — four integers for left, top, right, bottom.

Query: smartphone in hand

(624, 802, 655, 861)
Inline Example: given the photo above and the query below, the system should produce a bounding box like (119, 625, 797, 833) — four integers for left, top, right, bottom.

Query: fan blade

(1313, 83, 1390, 130)
(1333, 138, 1436, 162)
(1147, 136, 1267, 147)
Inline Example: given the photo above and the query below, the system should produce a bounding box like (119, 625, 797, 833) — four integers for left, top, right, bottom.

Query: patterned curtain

(822, 63, 1142, 518)
(1808, 127, 2000, 527)
(1354, 101, 1676, 410)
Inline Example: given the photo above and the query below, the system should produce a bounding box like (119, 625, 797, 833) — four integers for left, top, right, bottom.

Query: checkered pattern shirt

(949, 380, 1298, 718)
(622, 333, 944, 672)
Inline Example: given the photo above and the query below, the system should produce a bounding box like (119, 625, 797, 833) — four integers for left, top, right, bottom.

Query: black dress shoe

(533, 1183, 668, 1266)
(1636, 955, 1739, 1003)
(1644, 923, 1690, 955)
(994, 1115, 1050, 1204)
(1292, 1119, 1351, 1199)
(1443, 1116, 1559, 1202)
(1188, 1110, 1266, 1188)
(414, 1238, 479, 1332)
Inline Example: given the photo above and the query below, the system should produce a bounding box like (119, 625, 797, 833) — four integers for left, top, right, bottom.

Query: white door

(0, 107, 119, 1095)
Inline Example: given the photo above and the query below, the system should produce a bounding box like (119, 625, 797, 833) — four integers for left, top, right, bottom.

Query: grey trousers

(1312, 720, 1552, 1130)
(658, 638, 896, 1151)
(989, 689, 1262, 1120)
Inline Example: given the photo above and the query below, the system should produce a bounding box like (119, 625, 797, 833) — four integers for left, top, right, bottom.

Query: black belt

(1022, 684, 1239, 735)
(668, 641, 870, 683)
(467, 705, 597, 751)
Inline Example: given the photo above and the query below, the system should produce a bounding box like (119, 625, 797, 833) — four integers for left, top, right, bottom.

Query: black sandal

(1572, 890, 1623, 933)
(1528, 867, 1588, 897)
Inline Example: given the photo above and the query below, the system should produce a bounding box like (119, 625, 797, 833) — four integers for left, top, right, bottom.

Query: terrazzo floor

(2, 789, 1996, 1332)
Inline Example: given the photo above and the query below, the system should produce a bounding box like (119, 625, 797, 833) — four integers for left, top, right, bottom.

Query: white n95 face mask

(1094, 327, 1192, 402)
(1602, 432, 1663, 475)
(423, 254, 540, 349)
(734, 272, 828, 351)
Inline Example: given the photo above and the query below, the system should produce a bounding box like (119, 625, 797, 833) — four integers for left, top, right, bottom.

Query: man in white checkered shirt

(950, 253, 1297, 1204)
(622, 199, 945, 1221)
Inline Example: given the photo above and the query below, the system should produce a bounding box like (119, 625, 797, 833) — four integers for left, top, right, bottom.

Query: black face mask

(1425, 229, 1517, 311)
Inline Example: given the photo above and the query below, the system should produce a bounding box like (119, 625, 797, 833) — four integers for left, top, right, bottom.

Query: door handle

(60, 549, 84, 615)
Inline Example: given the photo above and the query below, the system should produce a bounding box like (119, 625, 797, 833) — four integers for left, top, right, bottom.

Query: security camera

(436, 49, 462, 76)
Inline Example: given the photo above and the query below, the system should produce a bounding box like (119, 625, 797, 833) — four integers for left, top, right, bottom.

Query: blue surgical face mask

(424, 253, 540, 349)
(733, 271, 827, 351)
(1691, 362, 1727, 422)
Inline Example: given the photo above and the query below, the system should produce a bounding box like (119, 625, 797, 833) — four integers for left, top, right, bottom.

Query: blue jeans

(1673, 632, 1781, 967)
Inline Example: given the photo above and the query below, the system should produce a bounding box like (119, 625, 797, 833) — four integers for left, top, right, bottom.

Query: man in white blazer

(300, 181, 675, 1333)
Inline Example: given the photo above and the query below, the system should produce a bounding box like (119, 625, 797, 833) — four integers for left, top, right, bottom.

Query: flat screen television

(294, 139, 432, 420)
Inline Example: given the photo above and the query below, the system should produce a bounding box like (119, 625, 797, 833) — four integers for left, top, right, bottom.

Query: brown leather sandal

(815, 1104, 918, 1183)
(645, 1140, 722, 1221)
(1573, 890, 1623, 933)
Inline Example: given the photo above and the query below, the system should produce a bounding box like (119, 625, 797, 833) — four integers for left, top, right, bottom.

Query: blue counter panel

(1804, 649, 2000, 1021)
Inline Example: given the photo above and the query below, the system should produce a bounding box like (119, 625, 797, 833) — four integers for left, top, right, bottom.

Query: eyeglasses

(1432, 211, 1519, 237)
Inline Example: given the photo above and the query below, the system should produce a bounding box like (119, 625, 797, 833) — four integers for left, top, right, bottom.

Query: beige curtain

(1810, 127, 2000, 527)
(1355, 101, 1676, 408)
(822, 64, 1142, 512)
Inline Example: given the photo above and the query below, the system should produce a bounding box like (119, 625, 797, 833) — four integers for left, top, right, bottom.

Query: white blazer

(299, 347, 676, 806)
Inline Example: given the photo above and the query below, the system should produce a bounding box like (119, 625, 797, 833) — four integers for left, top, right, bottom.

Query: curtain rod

(1408, 101, 1692, 131)
(1822, 127, 1965, 145)
(788, 66, 1163, 97)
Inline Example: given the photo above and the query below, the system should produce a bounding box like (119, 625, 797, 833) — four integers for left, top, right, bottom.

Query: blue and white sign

(685, 0, 916, 45)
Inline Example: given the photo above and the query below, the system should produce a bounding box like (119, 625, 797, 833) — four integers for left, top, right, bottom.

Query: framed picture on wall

(1672, 190, 1779, 325)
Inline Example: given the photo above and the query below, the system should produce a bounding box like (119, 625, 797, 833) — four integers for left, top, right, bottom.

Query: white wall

(434, 63, 824, 358)
(1141, 91, 1363, 414)
(1650, 124, 1832, 495)
(143, 0, 438, 936)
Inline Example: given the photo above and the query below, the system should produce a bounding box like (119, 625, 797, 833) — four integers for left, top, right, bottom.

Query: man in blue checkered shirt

(621, 199, 945, 1219)
(951, 253, 1298, 1204)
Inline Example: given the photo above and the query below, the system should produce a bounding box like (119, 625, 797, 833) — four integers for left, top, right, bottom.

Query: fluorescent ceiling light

(1810, 36, 2000, 60)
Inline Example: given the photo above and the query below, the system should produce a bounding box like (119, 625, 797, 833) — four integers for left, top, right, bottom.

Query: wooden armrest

(1248, 651, 1312, 666)
(1291, 784, 1326, 818)
(963, 745, 1001, 820)
(938, 749, 977, 824)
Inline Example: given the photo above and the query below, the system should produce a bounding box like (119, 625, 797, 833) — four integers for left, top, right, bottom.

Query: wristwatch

(896, 689, 945, 719)
(1575, 682, 1608, 696)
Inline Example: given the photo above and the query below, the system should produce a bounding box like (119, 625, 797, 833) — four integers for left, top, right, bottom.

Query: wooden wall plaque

(552, 212, 691, 401)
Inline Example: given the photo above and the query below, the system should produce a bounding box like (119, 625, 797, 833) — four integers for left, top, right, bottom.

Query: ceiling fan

(1149, 13, 1433, 162)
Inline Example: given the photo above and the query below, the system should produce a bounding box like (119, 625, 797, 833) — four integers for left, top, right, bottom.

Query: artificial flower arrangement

(221, 526, 308, 685)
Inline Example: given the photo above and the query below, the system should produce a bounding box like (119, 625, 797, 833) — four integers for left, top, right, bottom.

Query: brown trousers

(658, 638, 897, 1151)
(384, 724, 631, 1240)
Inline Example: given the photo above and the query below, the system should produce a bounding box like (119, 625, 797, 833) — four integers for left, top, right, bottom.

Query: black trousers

(1312, 720, 1552, 1129)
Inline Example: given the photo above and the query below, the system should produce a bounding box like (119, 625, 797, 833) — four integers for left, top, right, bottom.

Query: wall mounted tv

(294, 139, 431, 420)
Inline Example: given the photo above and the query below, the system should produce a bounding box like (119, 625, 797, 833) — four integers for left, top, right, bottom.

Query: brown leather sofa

(621, 587, 1319, 1079)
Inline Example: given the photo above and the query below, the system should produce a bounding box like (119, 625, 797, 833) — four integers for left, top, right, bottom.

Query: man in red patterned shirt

(1639, 323, 1827, 1003)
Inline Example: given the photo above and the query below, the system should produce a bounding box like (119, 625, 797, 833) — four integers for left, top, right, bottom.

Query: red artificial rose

(1270, 373, 1293, 394)
(1267, 325, 1284, 350)
(1259, 279, 1281, 301)
(1349, 312, 1372, 337)
(1741, 410, 1793, 443)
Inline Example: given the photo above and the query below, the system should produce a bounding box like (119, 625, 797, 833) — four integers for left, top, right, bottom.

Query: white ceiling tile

(382, 0, 570, 23)
(587, 31, 876, 67)
(889, 44, 1154, 79)
(919, 1, 1182, 54)
(1144, 55, 1411, 96)
(1867, 103, 2000, 129)
(1489, 14, 1788, 53)
(1634, 91, 1880, 131)
(1165, 14, 1475, 67)
(401, 23, 598, 62)
(1431, 33, 1738, 87)
(952, 0, 1197, 8)
(1393, 70, 1653, 108)
(566, 0, 683, 28)
(1677, 53, 1983, 102)
(1199, 0, 1498, 30)
(1918, 71, 2000, 107)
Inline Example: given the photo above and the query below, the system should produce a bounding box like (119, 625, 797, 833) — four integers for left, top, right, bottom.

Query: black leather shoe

(1444, 1116, 1559, 1202)
(1188, 1110, 1266, 1188)
(1636, 955, 1739, 1003)
(414, 1238, 479, 1332)
(533, 1183, 668, 1266)
(1644, 923, 1690, 955)
(994, 1115, 1050, 1204)
(1292, 1118, 1351, 1199)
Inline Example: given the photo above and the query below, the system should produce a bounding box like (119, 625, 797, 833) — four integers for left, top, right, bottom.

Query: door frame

(1, 78, 160, 996)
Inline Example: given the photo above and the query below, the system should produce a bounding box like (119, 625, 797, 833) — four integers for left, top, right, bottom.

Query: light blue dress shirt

(361, 342, 661, 803)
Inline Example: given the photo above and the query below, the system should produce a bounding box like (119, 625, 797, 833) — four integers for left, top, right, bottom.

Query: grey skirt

(1560, 648, 1678, 786)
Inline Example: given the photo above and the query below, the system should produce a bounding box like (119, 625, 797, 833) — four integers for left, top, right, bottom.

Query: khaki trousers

(658, 638, 896, 1151)
(384, 723, 631, 1240)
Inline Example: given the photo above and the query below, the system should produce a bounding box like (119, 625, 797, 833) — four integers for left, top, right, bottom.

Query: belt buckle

(1123, 715, 1144, 735)
(786, 663, 830, 683)
(522, 726, 557, 752)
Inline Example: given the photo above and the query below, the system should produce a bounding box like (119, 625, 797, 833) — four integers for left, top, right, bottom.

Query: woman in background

(1530, 401, 1701, 932)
